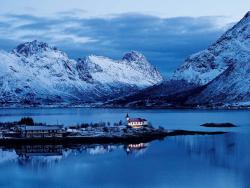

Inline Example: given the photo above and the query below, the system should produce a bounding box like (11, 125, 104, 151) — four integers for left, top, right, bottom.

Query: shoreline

(0, 130, 226, 146)
(0, 104, 249, 110)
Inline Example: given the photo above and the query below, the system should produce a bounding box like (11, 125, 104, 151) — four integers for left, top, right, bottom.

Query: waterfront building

(126, 114, 148, 128)
(19, 125, 64, 138)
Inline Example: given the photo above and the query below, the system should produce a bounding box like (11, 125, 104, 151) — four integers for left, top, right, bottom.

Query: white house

(126, 113, 148, 128)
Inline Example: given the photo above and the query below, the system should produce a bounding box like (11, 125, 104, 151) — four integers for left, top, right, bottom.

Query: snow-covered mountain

(0, 40, 163, 106)
(1, 11, 249, 108)
(106, 11, 250, 108)
(184, 12, 250, 106)
(187, 59, 250, 106)
(172, 11, 250, 86)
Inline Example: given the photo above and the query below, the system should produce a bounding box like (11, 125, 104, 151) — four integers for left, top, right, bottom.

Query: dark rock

(201, 123, 236, 128)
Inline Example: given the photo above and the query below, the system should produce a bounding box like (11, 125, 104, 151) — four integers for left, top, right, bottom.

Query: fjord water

(0, 108, 249, 188)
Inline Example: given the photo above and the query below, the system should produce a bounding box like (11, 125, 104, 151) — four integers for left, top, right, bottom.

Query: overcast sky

(0, 0, 249, 76)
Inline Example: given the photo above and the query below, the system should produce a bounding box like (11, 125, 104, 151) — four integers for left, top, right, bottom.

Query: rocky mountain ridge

(0, 40, 163, 106)
(106, 11, 250, 108)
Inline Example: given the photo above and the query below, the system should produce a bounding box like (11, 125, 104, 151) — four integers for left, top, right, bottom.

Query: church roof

(128, 118, 147, 123)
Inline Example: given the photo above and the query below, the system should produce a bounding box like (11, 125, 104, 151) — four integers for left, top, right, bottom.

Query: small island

(0, 115, 226, 146)
(201, 123, 236, 128)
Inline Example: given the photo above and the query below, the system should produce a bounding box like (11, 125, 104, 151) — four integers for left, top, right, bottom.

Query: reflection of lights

(126, 143, 148, 155)
(128, 143, 146, 149)
(0, 142, 150, 167)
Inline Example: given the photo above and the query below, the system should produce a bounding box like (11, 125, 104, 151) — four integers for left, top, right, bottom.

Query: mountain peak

(122, 51, 147, 62)
(172, 11, 250, 86)
(235, 11, 250, 26)
(0, 42, 163, 105)
(243, 11, 250, 19)
(12, 40, 57, 57)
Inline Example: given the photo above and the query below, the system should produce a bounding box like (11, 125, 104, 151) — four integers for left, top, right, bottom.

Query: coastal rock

(201, 123, 236, 128)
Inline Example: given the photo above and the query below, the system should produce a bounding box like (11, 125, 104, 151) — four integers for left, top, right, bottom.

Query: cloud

(0, 12, 231, 76)
(56, 8, 88, 17)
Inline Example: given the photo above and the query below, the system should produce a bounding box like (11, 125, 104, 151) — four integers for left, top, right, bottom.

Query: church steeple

(126, 113, 130, 121)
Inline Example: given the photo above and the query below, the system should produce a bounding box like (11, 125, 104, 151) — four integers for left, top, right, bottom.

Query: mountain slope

(172, 11, 250, 86)
(188, 59, 250, 106)
(185, 12, 250, 106)
(106, 11, 250, 108)
(0, 41, 163, 106)
(104, 80, 198, 107)
(78, 51, 162, 87)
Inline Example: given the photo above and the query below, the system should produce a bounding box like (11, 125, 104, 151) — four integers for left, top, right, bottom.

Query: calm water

(0, 108, 250, 188)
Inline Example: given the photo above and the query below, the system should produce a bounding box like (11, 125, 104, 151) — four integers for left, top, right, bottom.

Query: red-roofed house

(126, 113, 148, 128)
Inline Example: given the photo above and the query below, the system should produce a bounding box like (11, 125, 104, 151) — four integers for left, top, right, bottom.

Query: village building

(126, 114, 148, 128)
(19, 125, 65, 138)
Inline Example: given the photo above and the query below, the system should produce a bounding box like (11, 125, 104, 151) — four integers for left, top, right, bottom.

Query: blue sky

(0, 0, 249, 76)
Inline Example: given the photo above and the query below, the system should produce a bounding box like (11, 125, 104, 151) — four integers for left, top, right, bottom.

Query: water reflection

(0, 142, 149, 167)
(171, 133, 250, 188)
(174, 133, 250, 171)
(16, 145, 63, 158)
(0, 133, 249, 187)
(126, 143, 148, 155)
(1, 132, 249, 173)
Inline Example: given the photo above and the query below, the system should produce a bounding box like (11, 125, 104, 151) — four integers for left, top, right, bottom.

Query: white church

(126, 113, 148, 128)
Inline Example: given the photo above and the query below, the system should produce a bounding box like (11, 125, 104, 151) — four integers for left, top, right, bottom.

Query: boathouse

(19, 125, 64, 138)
